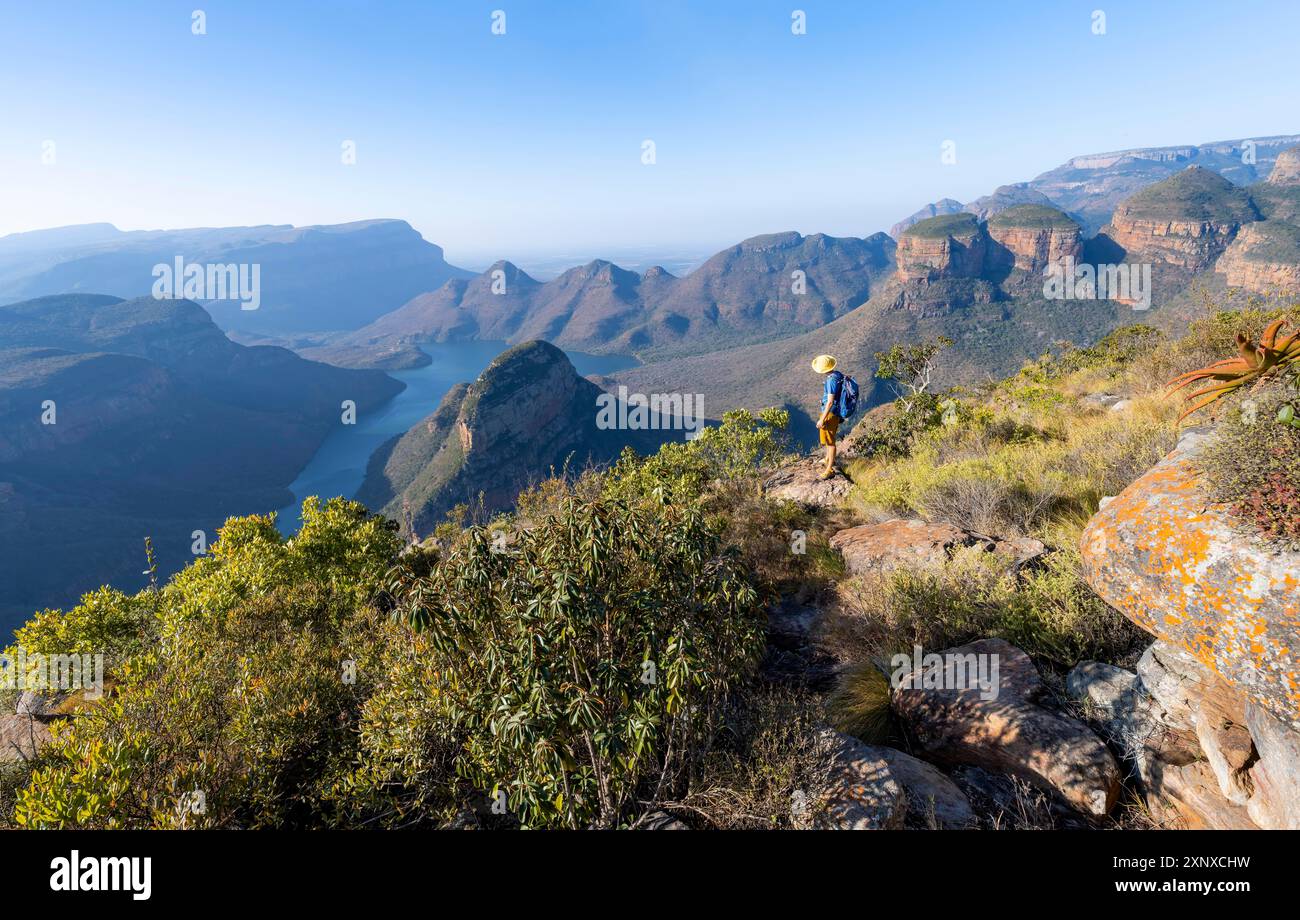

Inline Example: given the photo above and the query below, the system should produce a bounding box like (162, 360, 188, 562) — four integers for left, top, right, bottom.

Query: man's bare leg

(821, 442, 836, 478)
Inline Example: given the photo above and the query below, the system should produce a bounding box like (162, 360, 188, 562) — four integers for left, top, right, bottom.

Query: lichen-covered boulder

(1080, 427, 1300, 731)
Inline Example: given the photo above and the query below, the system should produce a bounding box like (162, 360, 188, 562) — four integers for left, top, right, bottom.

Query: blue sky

(2, 0, 1298, 268)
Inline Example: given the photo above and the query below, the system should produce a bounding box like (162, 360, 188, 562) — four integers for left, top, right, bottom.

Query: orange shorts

(819, 413, 841, 446)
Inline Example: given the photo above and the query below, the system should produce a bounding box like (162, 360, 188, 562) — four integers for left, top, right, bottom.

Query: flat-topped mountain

(357, 340, 677, 535)
(896, 206, 1082, 282)
(0, 220, 473, 335)
(986, 205, 1084, 275)
(0, 294, 401, 629)
(1102, 166, 1259, 272)
(895, 214, 986, 282)
(336, 231, 896, 363)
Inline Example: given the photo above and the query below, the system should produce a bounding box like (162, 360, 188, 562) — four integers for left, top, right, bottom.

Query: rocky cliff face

(895, 214, 986, 282)
(985, 205, 1083, 274)
(1103, 166, 1259, 271)
(1268, 145, 1300, 185)
(359, 341, 675, 536)
(1025, 135, 1300, 235)
(1215, 221, 1300, 295)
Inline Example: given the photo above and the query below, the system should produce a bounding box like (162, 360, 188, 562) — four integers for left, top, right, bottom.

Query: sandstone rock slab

(763, 457, 853, 509)
(0, 713, 52, 763)
(1245, 701, 1300, 829)
(893, 638, 1121, 816)
(860, 743, 975, 828)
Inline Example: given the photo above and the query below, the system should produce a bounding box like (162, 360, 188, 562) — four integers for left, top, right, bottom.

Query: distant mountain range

(0, 219, 473, 334)
(331, 231, 897, 364)
(0, 293, 400, 629)
(613, 150, 1300, 437)
(891, 134, 1300, 237)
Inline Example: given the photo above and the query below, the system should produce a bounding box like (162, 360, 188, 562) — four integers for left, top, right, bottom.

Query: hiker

(812, 354, 858, 480)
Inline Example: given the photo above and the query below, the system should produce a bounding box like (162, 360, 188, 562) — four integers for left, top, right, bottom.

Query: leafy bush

(13, 498, 402, 829)
(350, 492, 766, 829)
(601, 407, 791, 503)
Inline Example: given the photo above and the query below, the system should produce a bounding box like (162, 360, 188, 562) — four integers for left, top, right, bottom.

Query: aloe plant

(1166, 318, 1300, 423)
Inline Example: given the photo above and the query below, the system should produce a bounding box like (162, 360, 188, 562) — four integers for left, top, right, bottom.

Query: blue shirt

(822, 370, 843, 415)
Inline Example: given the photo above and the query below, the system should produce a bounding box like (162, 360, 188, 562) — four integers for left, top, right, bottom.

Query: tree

(874, 335, 953, 415)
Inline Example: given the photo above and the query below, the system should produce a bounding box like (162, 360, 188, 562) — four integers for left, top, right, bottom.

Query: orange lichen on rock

(1080, 427, 1300, 731)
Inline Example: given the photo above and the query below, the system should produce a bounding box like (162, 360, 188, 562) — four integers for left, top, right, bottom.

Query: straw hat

(811, 354, 837, 374)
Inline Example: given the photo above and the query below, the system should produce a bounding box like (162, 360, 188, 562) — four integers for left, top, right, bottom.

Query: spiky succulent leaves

(1166, 319, 1300, 423)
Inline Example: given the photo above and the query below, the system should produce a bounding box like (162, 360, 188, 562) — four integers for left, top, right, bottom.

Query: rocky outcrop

(0, 713, 52, 763)
(1267, 145, 1300, 186)
(892, 639, 1121, 816)
(985, 205, 1083, 274)
(1215, 220, 1300, 295)
(1079, 425, 1300, 829)
(1080, 427, 1300, 731)
(895, 214, 987, 282)
(830, 519, 1044, 577)
(1103, 166, 1258, 271)
(1067, 643, 1300, 830)
(763, 457, 854, 508)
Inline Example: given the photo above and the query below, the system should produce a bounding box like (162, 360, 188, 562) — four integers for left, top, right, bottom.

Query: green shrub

(602, 407, 791, 503)
(835, 545, 1146, 668)
(353, 492, 766, 829)
(12, 498, 402, 829)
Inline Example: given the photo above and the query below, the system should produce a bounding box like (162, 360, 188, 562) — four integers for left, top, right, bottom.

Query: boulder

(831, 519, 968, 574)
(16, 689, 72, 721)
(766, 600, 821, 645)
(1081, 426, 1300, 732)
(763, 457, 853, 509)
(0, 713, 52, 763)
(811, 730, 906, 829)
(1245, 701, 1300, 829)
(1144, 757, 1258, 830)
(638, 810, 689, 830)
(860, 744, 975, 828)
(830, 519, 1045, 578)
(893, 639, 1121, 816)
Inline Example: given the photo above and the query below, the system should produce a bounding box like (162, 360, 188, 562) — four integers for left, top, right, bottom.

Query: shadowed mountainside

(0, 293, 402, 630)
